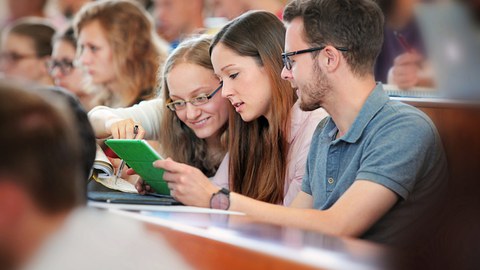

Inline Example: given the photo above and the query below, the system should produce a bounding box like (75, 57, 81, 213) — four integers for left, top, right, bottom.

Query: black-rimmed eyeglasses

(166, 82, 223, 112)
(47, 59, 75, 75)
(282, 46, 349, 70)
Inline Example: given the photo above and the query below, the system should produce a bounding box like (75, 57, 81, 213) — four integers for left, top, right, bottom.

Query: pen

(393, 31, 413, 53)
(116, 125, 138, 181)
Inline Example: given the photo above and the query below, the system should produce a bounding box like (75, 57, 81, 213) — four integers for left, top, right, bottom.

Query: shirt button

(328, 178, 334, 184)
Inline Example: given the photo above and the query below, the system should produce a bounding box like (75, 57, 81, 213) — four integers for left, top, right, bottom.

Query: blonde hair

(74, 0, 168, 105)
(159, 36, 228, 177)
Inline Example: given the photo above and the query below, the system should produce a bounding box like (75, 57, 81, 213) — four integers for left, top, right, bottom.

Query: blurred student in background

(0, 81, 191, 270)
(0, 18, 55, 86)
(0, 0, 66, 30)
(74, 0, 168, 108)
(211, 0, 285, 20)
(374, 0, 433, 89)
(152, 11, 327, 207)
(57, 0, 93, 20)
(153, 0, 205, 49)
(49, 25, 107, 111)
(89, 35, 230, 179)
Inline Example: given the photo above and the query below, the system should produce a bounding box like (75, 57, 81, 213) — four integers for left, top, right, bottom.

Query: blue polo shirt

(302, 83, 447, 244)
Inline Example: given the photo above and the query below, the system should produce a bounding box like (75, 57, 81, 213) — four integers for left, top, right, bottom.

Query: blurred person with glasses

(89, 35, 230, 182)
(0, 17, 55, 86)
(49, 26, 107, 111)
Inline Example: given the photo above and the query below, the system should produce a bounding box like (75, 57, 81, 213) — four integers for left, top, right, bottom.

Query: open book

(92, 145, 137, 193)
(93, 144, 114, 177)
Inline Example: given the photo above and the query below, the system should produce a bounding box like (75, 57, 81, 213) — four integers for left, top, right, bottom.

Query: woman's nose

(185, 102, 201, 120)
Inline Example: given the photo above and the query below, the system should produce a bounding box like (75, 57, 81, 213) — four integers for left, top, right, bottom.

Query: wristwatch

(209, 188, 230, 210)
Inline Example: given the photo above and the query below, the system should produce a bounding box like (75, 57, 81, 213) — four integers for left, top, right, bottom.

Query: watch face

(211, 192, 230, 210)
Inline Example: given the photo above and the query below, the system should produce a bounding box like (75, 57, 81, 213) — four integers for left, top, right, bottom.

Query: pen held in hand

(393, 31, 413, 53)
(115, 125, 139, 181)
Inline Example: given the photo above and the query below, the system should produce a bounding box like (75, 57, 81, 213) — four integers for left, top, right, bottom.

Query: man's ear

(0, 181, 27, 231)
(322, 46, 341, 72)
(40, 55, 52, 75)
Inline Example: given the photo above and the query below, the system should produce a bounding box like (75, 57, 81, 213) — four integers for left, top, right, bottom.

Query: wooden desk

(92, 204, 389, 270)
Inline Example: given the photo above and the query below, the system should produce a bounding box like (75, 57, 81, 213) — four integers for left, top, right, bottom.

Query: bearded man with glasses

(204, 0, 448, 248)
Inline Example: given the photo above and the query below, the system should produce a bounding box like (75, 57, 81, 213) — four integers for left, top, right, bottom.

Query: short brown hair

(4, 17, 55, 57)
(283, 0, 384, 76)
(0, 81, 84, 214)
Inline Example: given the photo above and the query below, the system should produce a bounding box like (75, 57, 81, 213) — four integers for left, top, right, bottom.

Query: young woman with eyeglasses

(152, 11, 328, 207)
(49, 26, 108, 111)
(89, 35, 230, 178)
(0, 17, 55, 86)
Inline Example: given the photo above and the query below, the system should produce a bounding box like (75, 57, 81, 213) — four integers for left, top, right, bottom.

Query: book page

(92, 174, 138, 193)
(93, 144, 114, 177)
(91, 144, 137, 193)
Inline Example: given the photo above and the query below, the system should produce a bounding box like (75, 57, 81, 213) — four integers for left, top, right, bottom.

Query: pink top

(212, 101, 328, 206)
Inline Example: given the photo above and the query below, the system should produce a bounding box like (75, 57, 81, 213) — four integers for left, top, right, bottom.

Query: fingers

(110, 119, 144, 139)
(388, 60, 420, 90)
(393, 52, 423, 66)
(135, 178, 154, 195)
(136, 125, 145, 139)
(152, 158, 185, 173)
(393, 66, 419, 89)
(109, 157, 122, 167)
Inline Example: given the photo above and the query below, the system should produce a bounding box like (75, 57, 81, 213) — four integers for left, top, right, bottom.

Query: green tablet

(104, 139, 169, 195)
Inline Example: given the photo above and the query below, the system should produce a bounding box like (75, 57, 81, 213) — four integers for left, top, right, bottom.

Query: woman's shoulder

(289, 101, 329, 141)
(291, 101, 328, 126)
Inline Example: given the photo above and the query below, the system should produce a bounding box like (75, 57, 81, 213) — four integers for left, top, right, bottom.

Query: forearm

(228, 193, 346, 236)
(88, 106, 122, 139)
(88, 100, 162, 140)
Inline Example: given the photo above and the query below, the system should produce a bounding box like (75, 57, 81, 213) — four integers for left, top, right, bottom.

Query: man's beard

(299, 61, 331, 111)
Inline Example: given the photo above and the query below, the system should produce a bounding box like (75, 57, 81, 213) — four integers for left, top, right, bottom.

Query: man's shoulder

(377, 99, 435, 130)
(366, 100, 440, 150)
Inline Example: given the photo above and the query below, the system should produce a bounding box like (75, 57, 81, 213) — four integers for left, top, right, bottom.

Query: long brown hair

(74, 0, 168, 104)
(160, 36, 227, 177)
(210, 11, 297, 204)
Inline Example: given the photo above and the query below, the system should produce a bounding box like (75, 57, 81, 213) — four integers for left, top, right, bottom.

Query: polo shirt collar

(341, 83, 389, 143)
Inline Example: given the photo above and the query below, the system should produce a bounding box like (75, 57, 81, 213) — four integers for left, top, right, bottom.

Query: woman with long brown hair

(154, 11, 327, 207)
(74, 0, 168, 108)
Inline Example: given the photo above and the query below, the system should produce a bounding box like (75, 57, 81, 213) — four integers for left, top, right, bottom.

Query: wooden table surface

(90, 203, 390, 270)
